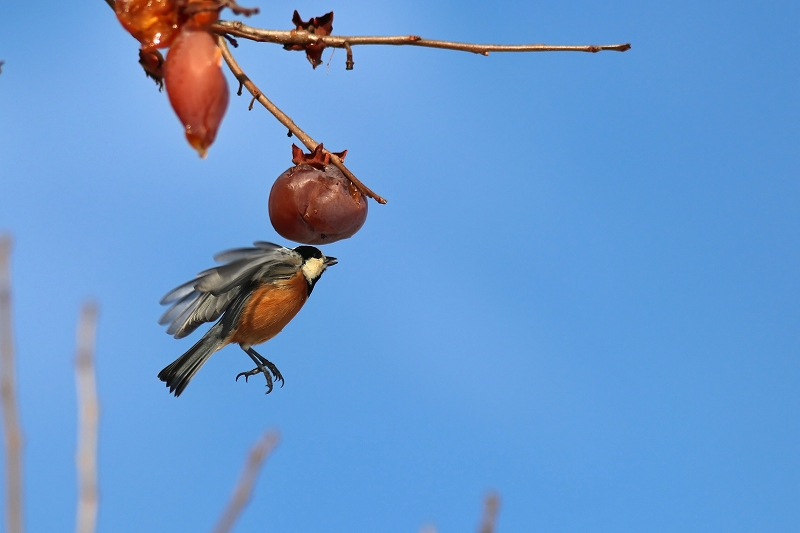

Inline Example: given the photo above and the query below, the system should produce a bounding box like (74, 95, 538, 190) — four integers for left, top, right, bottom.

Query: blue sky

(0, 0, 798, 531)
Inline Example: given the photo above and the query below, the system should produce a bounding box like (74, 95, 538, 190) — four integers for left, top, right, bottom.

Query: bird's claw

(235, 365, 281, 394)
(235, 369, 257, 383)
(263, 361, 285, 388)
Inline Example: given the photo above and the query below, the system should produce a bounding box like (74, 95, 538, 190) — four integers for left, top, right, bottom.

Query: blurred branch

(75, 303, 100, 533)
(0, 235, 23, 533)
(477, 492, 500, 533)
(212, 430, 279, 533)
(216, 36, 388, 205)
(214, 20, 631, 56)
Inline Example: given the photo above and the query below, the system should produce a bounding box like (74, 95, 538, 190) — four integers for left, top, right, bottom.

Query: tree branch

(0, 235, 23, 533)
(477, 492, 500, 533)
(213, 20, 631, 56)
(212, 430, 279, 533)
(104, 0, 628, 205)
(216, 36, 388, 204)
(75, 302, 100, 533)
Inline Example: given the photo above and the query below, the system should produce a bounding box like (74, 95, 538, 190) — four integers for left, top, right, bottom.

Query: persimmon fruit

(164, 28, 229, 157)
(269, 163, 368, 244)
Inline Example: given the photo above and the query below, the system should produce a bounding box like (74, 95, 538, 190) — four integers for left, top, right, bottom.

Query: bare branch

(213, 20, 631, 56)
(477, 492, 500, 533)
(216, 36, 388, 204)
(0, 235, 23, 533)
(212, 430, 280, 533)
(75, 302, 100, 533)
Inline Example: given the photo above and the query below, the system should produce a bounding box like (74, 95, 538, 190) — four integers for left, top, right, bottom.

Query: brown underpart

(291, 143, 347, 169)
(283, 11, 334, 68)
(227, 274, 307, 346)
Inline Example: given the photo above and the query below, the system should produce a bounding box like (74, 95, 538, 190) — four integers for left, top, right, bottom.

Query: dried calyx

(283, 11, 334, 68)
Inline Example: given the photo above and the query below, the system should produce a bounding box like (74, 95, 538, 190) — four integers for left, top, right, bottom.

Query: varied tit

(157, 242, 337, 396)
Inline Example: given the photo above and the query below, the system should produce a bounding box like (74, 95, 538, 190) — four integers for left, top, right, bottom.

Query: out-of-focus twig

(216, 36, 388, 205)
(0, 235, 23, 533)
(212, 430, 280, 533)
(477, 492, 500, 533)
(75, 302, 100, 533)
(214, 20, 631, 56)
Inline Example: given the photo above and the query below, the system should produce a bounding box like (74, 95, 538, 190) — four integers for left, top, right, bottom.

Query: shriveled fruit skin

(165, 28, 229, 158)
(269, 164, 368, 244)
(115, 0, 180, 50)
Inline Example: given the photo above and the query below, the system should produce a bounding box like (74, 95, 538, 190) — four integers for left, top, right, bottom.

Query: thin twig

(0, 235, 23, 533)
(75, 302, 100, 533)
(216, 36, 388, 204)
(344, 41, 354, 70)
(213, 20, 631, 55)
(212, 430, 280, 533)
(477, 492, 500, 533)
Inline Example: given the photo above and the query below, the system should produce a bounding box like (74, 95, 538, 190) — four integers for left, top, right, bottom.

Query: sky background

(0, 0, 798, 531)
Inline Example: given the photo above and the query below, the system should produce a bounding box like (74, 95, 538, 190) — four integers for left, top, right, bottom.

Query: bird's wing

(159, 242, 303, 339)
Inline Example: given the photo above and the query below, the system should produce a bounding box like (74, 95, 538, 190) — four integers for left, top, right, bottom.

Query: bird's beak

(324, 256, 338, 267)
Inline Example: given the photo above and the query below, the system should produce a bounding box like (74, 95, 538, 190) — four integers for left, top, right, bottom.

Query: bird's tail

(158, 322, 225, 397)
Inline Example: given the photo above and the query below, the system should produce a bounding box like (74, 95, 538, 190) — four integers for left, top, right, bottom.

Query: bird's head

(294, 245, 337, 293)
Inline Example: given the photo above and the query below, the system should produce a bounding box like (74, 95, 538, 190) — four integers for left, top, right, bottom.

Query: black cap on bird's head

(294, 245, 337, 267)
(295, 245, 337, 294)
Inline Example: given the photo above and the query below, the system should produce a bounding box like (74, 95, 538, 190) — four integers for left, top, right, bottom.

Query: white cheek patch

(301, 257, 326, 282)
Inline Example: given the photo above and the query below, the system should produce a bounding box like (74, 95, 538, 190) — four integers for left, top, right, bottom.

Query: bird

(157, 241, 337, 396)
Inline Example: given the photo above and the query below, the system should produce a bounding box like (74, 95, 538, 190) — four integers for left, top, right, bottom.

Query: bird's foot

(237, 347, 284, 394)
(258, 358, 285, 388)
(236, 365, 275, 393)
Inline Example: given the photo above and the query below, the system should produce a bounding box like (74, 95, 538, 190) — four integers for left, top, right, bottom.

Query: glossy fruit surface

(269, 164, 368, 244)
(183, 0, 221, 28)
(115, 0, 180, 50)
(164, 28, 229, 158)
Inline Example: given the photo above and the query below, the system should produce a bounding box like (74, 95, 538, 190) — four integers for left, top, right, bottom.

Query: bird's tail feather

(158, 322, 225, 397)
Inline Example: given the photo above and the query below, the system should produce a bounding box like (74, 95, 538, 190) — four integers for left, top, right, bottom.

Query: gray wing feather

(159, 243, 302, 339)
(159, 279, 197, 305)
(212, 241, 286, 263)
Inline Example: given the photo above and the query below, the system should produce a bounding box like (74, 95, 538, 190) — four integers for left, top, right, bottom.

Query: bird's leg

(248, 347, 285, 388)
(234, 346, 284, 393)
(236, 347, 274, 394)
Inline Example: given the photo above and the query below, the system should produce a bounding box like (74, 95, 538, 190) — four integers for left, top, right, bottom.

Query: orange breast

(227, 272, 308, 347)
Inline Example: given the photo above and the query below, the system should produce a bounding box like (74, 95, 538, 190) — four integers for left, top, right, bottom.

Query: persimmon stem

(216, 36, 388, 204)
(213, 20, 631, 57)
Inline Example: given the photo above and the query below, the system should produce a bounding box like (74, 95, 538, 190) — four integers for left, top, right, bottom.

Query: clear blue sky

(0, 0, 798, 531)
